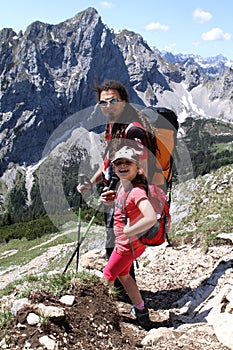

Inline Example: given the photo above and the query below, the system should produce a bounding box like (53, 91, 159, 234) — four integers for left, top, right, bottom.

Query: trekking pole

(63, 174, 90, 275)
(76, 174, 85, 273)
(121, 205, 139, 269)
(128, 238, 139, 269)
(63, 174, 119, 275)
(74, 173, 119, 266)
(63, 201, 104, 275)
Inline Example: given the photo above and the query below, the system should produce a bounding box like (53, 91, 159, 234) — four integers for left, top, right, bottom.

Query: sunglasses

(98, 98, 121, 107)
(114, 160, 134, 167)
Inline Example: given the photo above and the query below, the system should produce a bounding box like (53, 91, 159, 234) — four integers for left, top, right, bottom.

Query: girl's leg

(119, 274, 151, 329)
(118, 274, 143, 307)
(103, 250, 134, 284)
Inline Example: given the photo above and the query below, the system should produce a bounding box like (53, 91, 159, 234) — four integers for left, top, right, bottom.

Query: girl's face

(113, 159, 138, 181)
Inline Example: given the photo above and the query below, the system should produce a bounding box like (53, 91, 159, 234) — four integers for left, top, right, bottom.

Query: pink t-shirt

(114, 184, 147, 254)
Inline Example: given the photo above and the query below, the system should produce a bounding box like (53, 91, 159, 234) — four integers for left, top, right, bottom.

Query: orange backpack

(126, 106, 179, 198)
(120, 107, 178, 248)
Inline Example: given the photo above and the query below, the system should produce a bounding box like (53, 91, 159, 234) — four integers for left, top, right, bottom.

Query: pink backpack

(139, 184, 171, 246)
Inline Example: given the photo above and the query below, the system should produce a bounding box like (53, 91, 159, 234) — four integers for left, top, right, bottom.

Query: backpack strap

(114, 189, 131, 226)
(115, 186, 140, 268)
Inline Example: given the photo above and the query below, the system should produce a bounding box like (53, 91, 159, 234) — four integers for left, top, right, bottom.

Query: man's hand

(76, 182, 92, 194)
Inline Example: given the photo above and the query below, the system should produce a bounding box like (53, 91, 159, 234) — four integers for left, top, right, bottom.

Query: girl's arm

(123, 198, 157, 237)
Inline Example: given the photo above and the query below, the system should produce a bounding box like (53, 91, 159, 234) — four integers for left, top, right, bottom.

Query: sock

(134, 300, 144, 310)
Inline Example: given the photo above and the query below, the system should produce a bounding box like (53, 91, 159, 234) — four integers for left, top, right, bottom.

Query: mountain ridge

(0, 6, 233, 226)
(0, 7, 232, 171)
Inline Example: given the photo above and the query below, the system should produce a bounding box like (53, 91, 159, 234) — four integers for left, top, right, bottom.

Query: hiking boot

(131, 306, 152, 329)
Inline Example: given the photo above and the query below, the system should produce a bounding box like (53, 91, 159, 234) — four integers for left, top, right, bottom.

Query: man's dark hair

(95, 80, 129, 102)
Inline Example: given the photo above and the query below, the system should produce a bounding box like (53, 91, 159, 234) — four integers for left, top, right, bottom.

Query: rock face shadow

(169, 259, 233, 326)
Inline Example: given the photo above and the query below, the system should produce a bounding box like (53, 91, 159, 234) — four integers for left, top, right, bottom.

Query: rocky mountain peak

(0, 27, 17, 40)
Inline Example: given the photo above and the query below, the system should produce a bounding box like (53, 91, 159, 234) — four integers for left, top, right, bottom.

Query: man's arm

(90, 164, 104, 186)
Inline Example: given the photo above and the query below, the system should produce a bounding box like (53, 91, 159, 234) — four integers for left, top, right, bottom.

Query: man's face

(99, 89, 126, 123)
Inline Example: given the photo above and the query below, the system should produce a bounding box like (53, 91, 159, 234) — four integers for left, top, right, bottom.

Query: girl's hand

(100, 188, 116, 206)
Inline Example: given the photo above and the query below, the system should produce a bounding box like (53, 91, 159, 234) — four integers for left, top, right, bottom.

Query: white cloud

(192, 41, 200, 47)
(193, 8, 212, 24)
(100, 1, 113, 9)
(201, 28, 231, 41)
(164, 43, 176, 51)
(145, 22, 169, 31)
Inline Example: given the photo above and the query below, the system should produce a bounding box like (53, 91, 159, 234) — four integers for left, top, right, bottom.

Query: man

(77, 80, 155, 299)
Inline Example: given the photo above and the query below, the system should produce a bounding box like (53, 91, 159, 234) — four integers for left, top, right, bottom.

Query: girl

(100, 146, 157, 328)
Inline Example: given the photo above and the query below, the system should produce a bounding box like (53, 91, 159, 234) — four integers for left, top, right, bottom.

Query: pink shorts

(103, 247, 145, 282)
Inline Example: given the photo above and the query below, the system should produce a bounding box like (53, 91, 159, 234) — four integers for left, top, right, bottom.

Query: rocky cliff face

(0, 8, 128, 172)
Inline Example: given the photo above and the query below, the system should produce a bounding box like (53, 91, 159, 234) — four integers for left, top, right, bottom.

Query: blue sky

(1, 0, 232, 60)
